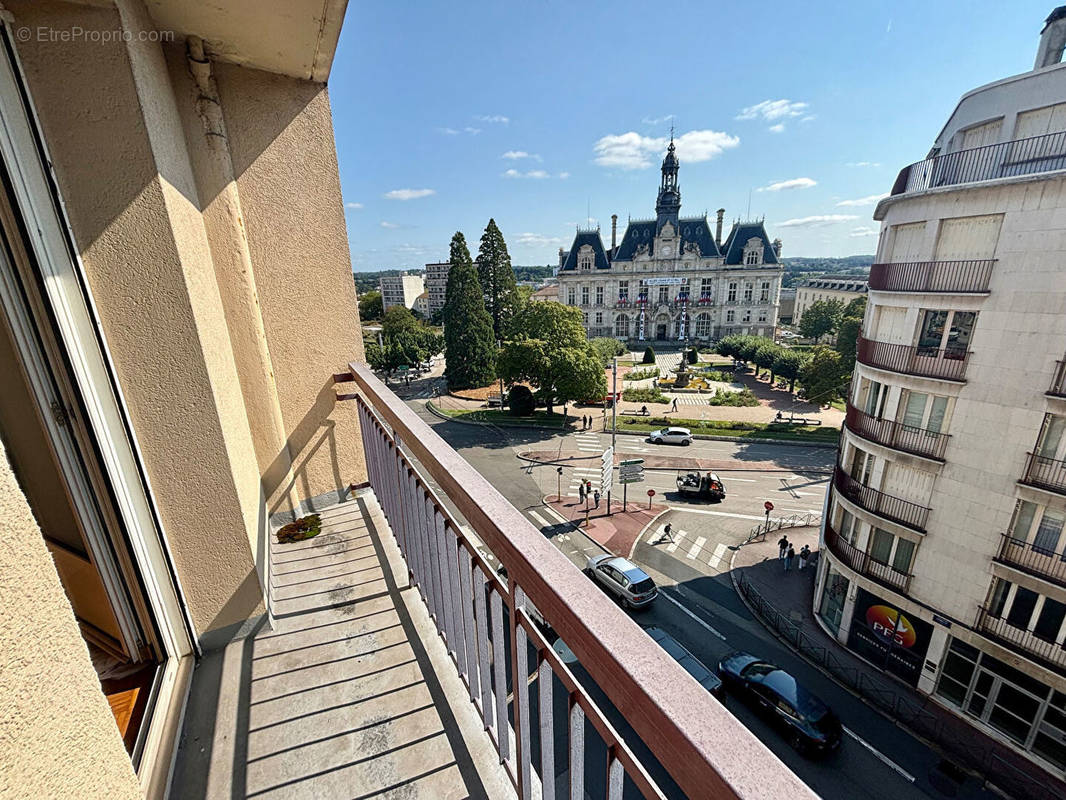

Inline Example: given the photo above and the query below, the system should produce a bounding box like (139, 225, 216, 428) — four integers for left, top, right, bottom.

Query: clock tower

(655, 136, 681, 235)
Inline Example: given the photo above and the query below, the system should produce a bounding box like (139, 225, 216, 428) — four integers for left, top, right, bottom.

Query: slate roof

(612, 216, 722, 262)
(720, 222, 780, 266)
(560, 230, 612, 271)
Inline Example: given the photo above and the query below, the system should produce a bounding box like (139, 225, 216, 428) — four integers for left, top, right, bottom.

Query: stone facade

(380, 272, 425, 311)
(793, 278, 868, 325)
(424, 260, 451, 316)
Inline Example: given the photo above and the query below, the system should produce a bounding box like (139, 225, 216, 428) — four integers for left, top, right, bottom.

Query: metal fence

(745, 512, 821, 545)
(734, 571, 1062, 800)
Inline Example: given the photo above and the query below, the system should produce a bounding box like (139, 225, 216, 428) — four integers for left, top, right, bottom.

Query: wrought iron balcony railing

(1020, 451, 1066, 496)
(345, 362, 810, 800)
(844, 403, 950, 461)
(833, 466, 931, 532)
(892, 130, 1066, 196)
(976, 605, 1066, 676)
(1048, 360, 1066, 398)
(824, 521, 912, 594)
(856, 335, 970, 382)
(868, 260, 995, 294)
(996, 533, 1066, 589)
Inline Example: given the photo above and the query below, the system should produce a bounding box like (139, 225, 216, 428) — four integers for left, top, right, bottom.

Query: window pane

(919, 310, 948, 349)
(990, 579, 1012, 617)
(1034, 597, 1066, 643)
(1038, 415, 1066, 458)
(947, 311, 976, 351)
(902, 392, 927, 428)
(869, 529, 894, 564)
(1011, 500, 1038, 542)
(1033, 508, 1065, 555)
(864, 381, 882, 416)
(927, 396, 948, 433)
(893, 538, 916, 573)
(1007, 587, 1038, 629)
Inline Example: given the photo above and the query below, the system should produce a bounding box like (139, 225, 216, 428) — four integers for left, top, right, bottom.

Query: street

(401, 396, 996, 800)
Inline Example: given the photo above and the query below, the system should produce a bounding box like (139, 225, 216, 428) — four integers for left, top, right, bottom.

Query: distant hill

(781, 255, 873, 287)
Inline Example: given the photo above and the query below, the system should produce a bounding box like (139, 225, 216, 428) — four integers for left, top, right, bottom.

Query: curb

(628, 507, 671, 559)
(539, 494, 610, 555)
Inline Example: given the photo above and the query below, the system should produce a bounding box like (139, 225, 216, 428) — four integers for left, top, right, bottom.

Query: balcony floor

(172, 493, 512, 799)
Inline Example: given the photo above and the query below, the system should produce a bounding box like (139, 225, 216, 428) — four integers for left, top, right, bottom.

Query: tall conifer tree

(476, 218, 519, 340)
(443, 232, 497, 389)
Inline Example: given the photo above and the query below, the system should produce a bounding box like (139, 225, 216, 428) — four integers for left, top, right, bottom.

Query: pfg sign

(865, 604, 917, 649)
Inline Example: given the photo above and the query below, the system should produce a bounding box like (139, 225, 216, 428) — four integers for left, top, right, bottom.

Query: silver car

(584, 555, 658, 609)
(649, 426, 693, 445)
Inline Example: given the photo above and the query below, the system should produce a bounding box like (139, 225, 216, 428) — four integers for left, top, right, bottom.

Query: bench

(621, 410, 651, 417)
(774, 415, 822, 426)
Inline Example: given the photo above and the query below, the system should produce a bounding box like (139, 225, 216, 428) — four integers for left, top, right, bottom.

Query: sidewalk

(731, 529, 1066, 800)
(522, 449, 808, 472)
(544, 494, 666, 557)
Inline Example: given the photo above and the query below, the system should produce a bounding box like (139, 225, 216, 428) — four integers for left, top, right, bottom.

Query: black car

(717, 652, 842, 755)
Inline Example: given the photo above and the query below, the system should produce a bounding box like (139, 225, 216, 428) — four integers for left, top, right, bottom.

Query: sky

(330, 0, 1055, 269)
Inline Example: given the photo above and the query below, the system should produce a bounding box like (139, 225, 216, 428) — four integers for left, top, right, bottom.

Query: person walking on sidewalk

(778, 535, 789, 560)
(578, 482, 586, 503)
(671, 397, 678, 412)
(661, 522, 673, 543)
(798, 544, 810, 570)
(593, 490, 601, 508)
(784, 545, 796, 572)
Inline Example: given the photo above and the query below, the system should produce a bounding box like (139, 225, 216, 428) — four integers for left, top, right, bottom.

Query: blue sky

(330, 1, 1053, 269)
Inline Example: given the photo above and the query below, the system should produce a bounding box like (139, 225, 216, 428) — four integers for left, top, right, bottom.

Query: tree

(476, 219, 520, 340)
(590, 337, 627, 366)
(358, 289, 383, 321)
(772, 349, 807, 393)
(800, 346, 847, 407)
(381, 304, 417, 338)
(498, 302, 606, 413)
(835, 317, 862, 370)
(443, 232, 497, 389)
(508, 385, 535, 416)
(799, 299, 845, 341)
(843, 296, 867, 320)
(642, 346, 656, 364)
(737, 335, 763, 365)
(754, 341, 781, 382)
(687, 347, 698, 365)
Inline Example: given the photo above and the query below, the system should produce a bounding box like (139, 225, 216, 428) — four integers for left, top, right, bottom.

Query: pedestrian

(778, 535, 789, 560)
(585, 415, 590, 429)
(672, 397, 678, 412)
(662, 522, 673, 543)
(593, 490, 601, 508)
(578, 482, 585, 502)
(798, 544, 810, 570)
(785, 545, 796, 572)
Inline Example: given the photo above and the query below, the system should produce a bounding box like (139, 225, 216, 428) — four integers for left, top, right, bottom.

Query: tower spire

(655, 138, 681, 233)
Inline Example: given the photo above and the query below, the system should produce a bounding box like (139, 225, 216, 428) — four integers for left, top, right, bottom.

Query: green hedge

(706, 388, 759, 406)
(622, 387, 668, 403)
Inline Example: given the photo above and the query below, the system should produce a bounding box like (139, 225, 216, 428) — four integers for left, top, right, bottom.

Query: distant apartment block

(413, 291, 429, 317)
(529, 285, 559, 303)
(424, 261, 451, 315)
(778, 287, 797, 323)
(793, 278, 868, 325)
(379, 272, 425, 311)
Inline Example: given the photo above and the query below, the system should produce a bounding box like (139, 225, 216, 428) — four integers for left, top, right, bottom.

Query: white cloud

(379, 221, 400, 229)
(836, 193, 889, 207)
(344, 202, 363, 210)
(438, 127, 460, 135)
(758, 177, 817, 192)
(516, 232, 564, 247)
(642, 114, 674, 125)
(768, 123, 785, 134)
(845, 161, 881, 168)
(475, 115, 509, 124)
(593, 129, 739, 170)
(503, 168, 551, 179)
(850, 226, 879, 237)
(502, 150, 541, 160)
(778, 214, 859, 228)
(736, 99, 809, 122)
(557, 171, 570, 179)
(383, 188, 436, 200)
(464, 126, 482, 135)
(801, 115, 817, 123)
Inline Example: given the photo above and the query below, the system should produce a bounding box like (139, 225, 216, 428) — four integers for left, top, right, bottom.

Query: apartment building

(814, 11, 1066, 782)
(0, 4, 804, 799)
(424, 260, 452, 316)
(379, 271, 425, 311)
(793, 278, 868, 325)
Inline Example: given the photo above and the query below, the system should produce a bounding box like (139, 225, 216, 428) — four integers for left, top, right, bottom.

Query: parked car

(646, 627, 724, 698)
(648, 426, 693, 446)
(675, 470, 725, 501)
(584, 555, 658, 609)
(717, 652, 842, 755)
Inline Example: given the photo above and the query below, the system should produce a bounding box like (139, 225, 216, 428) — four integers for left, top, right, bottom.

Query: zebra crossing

(655, 524, 732, 571)
(665, 394, 708, 406)
(573, 432, 601, 453)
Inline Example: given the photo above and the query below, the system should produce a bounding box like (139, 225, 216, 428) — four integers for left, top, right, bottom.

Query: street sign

(620, 458, 645, 466)
(647, 489, 656, 497)
(600, 447, 614, 496)
(764, 501, 775, 512)
(397, 365, 410, 372)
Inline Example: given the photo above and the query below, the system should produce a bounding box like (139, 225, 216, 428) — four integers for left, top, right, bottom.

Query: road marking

(686, 536, 706, 560)
(666, 506, 767, 522)
(721, 477, 757, 482)
(528, 510, 549, 527)
(542, 505, 568, 525)
(660, 591, 725, 640)
(709, 542, 728, 570)
(842, 728, 916, 783)
(572, 467, 600, 474)
(665, 528, 681, 553)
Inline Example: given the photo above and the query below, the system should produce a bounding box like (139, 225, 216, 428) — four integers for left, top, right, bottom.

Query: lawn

(613, 415, 840, 443)
(429, 403, 571, 426)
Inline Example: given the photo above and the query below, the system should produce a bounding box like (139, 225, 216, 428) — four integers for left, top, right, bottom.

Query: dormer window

(578, 244, 594, 270)
(743, 237, 763, 266)
(745, 250, 759, 265)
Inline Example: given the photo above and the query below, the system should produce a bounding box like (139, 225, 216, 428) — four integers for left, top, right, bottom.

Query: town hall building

(557, 139, 784, 343)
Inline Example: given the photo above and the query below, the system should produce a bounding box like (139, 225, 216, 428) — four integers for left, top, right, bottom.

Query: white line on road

(709, 542, 728, 570)
(842, 728, 916, 783)
(666, 506, 767, 521)
(528, 510, 549, 527)
(542, 505, 568, 525)
(686, 536, 707, 560)
(660, 592, 726, 640)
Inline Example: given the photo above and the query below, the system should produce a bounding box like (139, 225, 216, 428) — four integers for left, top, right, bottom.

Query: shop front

(846, 588, 934, 687)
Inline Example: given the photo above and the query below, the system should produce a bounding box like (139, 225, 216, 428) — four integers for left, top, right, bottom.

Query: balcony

(868, 260, 995, 294)
(856, 335, 970, 382)
(975, 605, 1066, 676)
(1048, 360, 1066, 398)
(833, 466, 930, 532)
(844, 403, 950, 461)
(995, 533, 1066, 589)
(1020, 451, 1066, 496)
(891, 130, 1066, 196)
(174, 363, 809, 799)
(824, 522, 912, 594)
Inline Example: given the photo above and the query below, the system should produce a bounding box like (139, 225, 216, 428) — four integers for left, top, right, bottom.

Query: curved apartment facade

(814, 19, 1066, 779)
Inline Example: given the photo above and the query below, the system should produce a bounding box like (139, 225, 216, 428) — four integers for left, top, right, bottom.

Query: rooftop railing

(1020, 451, 1066, 496)
(856, 335, 970, 382)
(1048, 360, 1066, 398)
(346, 362, 810, 800)
(892, 130, 1066, 196)
(833, 466, 930, 532)
(868, 260, 995, 294)
(975, 605, 1066, 676)
(995, 533, 1066, 589)
(824, 521, 912, 595)
(844, 403, 950, 461)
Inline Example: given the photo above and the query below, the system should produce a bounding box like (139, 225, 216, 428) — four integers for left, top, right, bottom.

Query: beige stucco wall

(0, 440, 141, 800)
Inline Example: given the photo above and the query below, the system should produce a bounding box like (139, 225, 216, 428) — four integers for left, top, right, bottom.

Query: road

(400, 396, 995, 800)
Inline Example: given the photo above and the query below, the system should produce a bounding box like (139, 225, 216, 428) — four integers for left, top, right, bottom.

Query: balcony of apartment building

(995, 533, 1066, 590)
(868, 260, 995, 294)
(832, 465, 931, 533)
(844, 403, 951, 461)
(856, 335, 970, 382)
(1047, 359, 1066, 398)
(175, 363, 809, 800)
(823, 520, 913, 595)
(891, 130, 1066, 196)
(1021, 452, 1066, 497)
(975, 604, 1066, 677)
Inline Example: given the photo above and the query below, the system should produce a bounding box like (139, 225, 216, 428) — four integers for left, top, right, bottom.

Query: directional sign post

(601, 447, 614, 516)
(619, 458, 644, 511)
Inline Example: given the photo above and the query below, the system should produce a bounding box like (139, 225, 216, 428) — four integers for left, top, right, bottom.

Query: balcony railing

(976, 605, 1066, 675)
(824, 522, 912, 594)
(844, 403, 950, 461)
(833, 466, 930, 532)
(1048, 360, 1066, 398)
(892, 130, 1066, 196)
(346, 362, 810, 800)
(856, 335, 970, 382)
(996, 533, 1066, 589)
(868, 260, 995, 294)
(1020, 451, 1066, 496)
